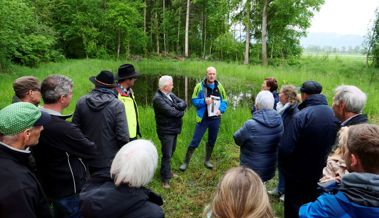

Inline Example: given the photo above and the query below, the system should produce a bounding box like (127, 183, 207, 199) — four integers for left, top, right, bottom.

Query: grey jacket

(73, 88, 129, 174)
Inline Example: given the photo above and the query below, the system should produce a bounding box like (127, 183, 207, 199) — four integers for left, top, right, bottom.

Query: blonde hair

(280, 85, 299, 104)
(333, 126, 349, 157)
(110, 139, 158, 187)
(205, 166, 274, 218)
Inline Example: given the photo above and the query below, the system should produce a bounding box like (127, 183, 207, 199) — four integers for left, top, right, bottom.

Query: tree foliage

(0, 0, 326, 69)
(366, 8, 379, 67)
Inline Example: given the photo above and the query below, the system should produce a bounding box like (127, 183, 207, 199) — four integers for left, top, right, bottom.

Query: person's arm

(218, 83, 228, 114)
(115, 101, 129, 147)
(233, 120, 253, 147)
(279, 115, 302, 158)
(171, 94, 187, 111)
(299, 195, 337, 218)
(59, 122, 97, 160)
(192, 83, 206, 108)
(153, 95, 184, 118)
(72, 100, 82, 128)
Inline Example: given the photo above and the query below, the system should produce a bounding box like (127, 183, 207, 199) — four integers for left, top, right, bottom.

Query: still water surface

(132, 75, 255, 109)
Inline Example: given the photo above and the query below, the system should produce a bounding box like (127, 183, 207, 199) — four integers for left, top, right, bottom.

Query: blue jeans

(52, 194, 80, 218)
(189, 117, 221, 148)
(158, 134, 178, 182)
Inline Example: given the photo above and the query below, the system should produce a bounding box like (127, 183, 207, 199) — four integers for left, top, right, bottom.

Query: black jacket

(32, 113, 97, 200)
(80, 174, 164, 218)
(279, 94, 339, 182)
(341, 114, 368, 127)
(152, 90, 187, 135)
(0, 142, 52, 218)
(73, 88, 129, 174)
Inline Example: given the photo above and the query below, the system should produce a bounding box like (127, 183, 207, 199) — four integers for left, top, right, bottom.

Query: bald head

(206, 66, 217, 84)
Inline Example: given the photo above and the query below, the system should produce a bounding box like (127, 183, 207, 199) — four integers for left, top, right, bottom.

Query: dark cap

(89, 70, 115, 88)
(300, 81, 322, 94)
(116, 64, 140, 81)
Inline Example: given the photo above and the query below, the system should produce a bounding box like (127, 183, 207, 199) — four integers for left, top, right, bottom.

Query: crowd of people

(0, 64, 378, 218)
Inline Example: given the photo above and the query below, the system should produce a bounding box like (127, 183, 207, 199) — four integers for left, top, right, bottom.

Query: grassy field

(0, 56, 378, 217)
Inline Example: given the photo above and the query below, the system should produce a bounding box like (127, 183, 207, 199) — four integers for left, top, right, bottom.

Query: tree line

(1, 0, 377, 70)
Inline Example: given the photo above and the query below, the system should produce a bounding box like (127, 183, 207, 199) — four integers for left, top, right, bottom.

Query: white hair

(158, 75, 173, 89)
(110, 139, 158, 187)
(334, 85, 367, 113)
(255, 90, 274, 110)
(207, 66, 216, 74)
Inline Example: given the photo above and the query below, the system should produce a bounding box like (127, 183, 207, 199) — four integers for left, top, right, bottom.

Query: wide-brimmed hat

(115, 64, 140, 81)
(0, 102, 51, 135)
(89, 70, 115, 88)
(300, 81, 322, 94)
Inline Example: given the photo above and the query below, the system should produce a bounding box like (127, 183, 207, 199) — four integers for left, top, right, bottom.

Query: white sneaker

(279, 194, 285, 202)
(268, 188, 280, 196)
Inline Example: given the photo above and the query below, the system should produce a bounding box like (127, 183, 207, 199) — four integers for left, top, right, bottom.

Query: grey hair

(255, 90, 274, 110)
(334, 85, 367, 113)
(111, 139, 158, 187)
(41, 75, 72, 104)
(158, 75, 173, 89)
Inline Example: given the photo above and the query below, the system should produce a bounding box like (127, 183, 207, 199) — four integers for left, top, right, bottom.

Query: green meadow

(0, 56, 378, 217)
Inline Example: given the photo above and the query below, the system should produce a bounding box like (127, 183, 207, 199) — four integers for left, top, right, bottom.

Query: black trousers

(284, 177, 319, 218)
(158, 134, 178, 182)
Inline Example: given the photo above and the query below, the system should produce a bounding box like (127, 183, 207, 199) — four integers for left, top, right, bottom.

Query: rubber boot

(204, 143, 214, 169)
(179, 147, 195, 171)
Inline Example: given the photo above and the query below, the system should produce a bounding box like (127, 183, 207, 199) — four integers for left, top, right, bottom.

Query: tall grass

(0, 56, 377, 217)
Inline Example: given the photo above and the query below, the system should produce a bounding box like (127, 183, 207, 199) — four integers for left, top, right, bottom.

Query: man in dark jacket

(234, 90, 283, 182)
(0, 102, 51, 218)
(73, 71, 129, 175)
(279, 81, 339, 218)
(332, 85, 368, 127)
(32, 75, 97, 218)
(153, 75, 187, 189)
(300, 124, 379, 218)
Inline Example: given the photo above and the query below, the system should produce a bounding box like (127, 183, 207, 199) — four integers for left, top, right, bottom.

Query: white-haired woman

(234, 91, 283, 182)
(80, 139, 164, 218)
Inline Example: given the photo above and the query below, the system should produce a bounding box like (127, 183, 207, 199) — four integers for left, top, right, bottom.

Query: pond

(132, 75, 257, 109)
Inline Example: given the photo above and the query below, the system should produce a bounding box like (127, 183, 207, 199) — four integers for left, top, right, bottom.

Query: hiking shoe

(268, 188, 281, 197)
(204, 161, 214, 169)
(162, 182, 170, 189)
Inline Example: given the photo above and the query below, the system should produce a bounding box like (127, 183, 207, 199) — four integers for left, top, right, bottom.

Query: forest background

(1, 0, 379, 217)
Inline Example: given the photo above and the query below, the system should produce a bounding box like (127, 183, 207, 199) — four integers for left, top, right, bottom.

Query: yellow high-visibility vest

(117, 91, 139, 139)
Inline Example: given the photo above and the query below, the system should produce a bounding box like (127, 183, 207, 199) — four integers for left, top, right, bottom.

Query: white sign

(207, 95, 220, 117)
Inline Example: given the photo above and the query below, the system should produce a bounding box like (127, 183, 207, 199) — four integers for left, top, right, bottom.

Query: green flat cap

(0, 102, 50, 135)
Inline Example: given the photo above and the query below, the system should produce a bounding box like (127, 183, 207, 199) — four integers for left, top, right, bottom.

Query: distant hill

(301, 32, 365, 49)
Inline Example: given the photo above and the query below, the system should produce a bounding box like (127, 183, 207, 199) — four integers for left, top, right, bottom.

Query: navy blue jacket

(234, 109, 283, 182)
(279, 94, 339, 182)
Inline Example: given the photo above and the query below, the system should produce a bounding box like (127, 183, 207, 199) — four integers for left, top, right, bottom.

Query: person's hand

(215, 110, 221, 116)
(205, 97, 213, 105)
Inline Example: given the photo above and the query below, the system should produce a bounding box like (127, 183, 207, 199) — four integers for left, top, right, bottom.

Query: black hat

(300, 81, 322, 94)
(89, 70, 115, 88)
(116, 64, 140, 81)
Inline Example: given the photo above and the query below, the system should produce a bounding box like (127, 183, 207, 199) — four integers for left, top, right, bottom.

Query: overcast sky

(308, 0, 379, 35)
